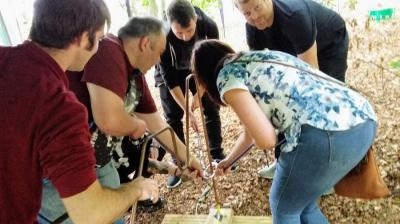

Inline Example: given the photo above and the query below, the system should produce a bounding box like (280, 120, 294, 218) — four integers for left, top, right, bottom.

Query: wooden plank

(162, 214, 272, 224)
(233, 216, 272, 224)
(162, 214, 208, 224)
(205, 208, 233, 224)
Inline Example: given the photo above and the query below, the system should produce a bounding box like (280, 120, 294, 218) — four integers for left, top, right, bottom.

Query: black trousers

(159, 83, 223, 158)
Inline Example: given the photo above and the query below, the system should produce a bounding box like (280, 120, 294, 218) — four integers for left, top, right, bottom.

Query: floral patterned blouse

(217, 50, 376, 152)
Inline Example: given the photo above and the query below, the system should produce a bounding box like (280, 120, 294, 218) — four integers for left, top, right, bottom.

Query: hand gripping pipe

(185, 74, 222, 207)
(130, 126, 188, 224)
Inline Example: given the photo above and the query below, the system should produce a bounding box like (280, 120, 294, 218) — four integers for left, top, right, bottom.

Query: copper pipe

(185, 74, 221, 206)
(130, 126, 184, 224)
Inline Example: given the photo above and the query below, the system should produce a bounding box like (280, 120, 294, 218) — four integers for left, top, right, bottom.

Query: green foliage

(316, 0, 359, 11)
(142, 0, 150, 7)
(347, 0, 358, 10)
(389, 58, 400, 71)
(191, 0, 220, 13)
(317, 0, 336, 8)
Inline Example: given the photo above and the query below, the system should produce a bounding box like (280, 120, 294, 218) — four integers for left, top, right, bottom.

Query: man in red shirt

(81, 17, 202, 182)
(0, 0, 161, 223)
(39, 17, 203, 223)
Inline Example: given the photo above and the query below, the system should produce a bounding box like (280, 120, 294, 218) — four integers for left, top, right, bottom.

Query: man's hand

(188, 157, 203, 175)
(191, 85, 205, 112)
(215, 158, 232, 176)
(174, 157, 203, 183)
(191, 93, 200, 112)
(131, 117, 147, 139)
(149, 145, 159, 160)
(130, 176, 159, 203)
(188, 111, 199, 132)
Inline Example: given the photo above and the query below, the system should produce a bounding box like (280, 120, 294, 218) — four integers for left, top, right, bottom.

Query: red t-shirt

(0, 42, 96, 223)
(80, 34, 157, 113)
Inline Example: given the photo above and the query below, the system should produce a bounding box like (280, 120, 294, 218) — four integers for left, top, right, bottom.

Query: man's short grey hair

(118, 16, 166, 40)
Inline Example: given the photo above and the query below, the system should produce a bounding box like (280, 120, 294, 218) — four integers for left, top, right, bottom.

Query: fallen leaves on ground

(131, 16, 400, 224)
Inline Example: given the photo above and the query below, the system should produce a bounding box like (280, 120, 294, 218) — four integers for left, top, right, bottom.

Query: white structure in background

(0, 0, 130, 46)
(1, 0, 398, 47)
(0, 0, 31, 46)
(0, 12, 11, 45)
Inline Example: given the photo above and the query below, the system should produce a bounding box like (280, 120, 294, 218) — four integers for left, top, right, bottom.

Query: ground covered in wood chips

(130, 17, 400, 223)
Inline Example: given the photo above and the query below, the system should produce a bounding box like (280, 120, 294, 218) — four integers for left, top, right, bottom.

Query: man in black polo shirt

(155, 0, 237, 188)
(237, 0, 349, 81)
(235, 0, 349, 180)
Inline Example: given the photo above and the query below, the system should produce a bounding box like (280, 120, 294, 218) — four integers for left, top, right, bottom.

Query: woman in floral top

(191, 39, 377, 223)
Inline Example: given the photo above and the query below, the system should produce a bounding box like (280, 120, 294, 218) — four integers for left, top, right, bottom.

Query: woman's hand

(215, 158, 232, 176)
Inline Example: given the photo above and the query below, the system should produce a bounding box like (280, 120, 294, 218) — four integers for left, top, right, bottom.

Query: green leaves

(141, 0, 150, 7)
(389, 58, 400, 71)
(191, 0, 221, 12)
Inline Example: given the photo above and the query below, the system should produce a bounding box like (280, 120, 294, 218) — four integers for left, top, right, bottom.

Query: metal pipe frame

(130, 126, 188, 224)
(185, 74, 222, 207)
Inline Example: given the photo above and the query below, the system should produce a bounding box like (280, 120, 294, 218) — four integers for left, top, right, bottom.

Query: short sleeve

(284, 11, 316, 55)
(217, 64, 250, 104)
(37, 87, 96, 198)
(82, 38, 129, 100)
(134, 75, 157, 113)
(246, 24, 258, 50)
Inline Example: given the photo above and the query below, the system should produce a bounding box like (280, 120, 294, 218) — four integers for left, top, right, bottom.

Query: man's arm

(62, 177, 158, 224)
(298, 41, 319, 69)
(197, 6, 219, 39)
(285, 10, 319, 69)
(39, 85, 156, 224)
(135, 111, 188, 162)
(135, 111, 201, 171)
(87, 82, 146, 138)
(169, 86, 186, 111)
(204, 17, 219, 39)
(169, 84, 199, 131)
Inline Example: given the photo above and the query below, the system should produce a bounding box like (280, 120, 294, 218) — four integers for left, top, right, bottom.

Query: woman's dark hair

(29, 0, 111, 49)
(167, 0, 196, 28)
(191, 39, 235, 106)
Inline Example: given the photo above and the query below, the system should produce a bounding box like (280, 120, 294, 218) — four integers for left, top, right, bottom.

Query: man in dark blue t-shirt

(235, 0, 349, 181)
(236, 0, 349, 82)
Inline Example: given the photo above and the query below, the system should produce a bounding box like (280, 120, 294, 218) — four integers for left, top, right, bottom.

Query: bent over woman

(190, 39, 377, 224)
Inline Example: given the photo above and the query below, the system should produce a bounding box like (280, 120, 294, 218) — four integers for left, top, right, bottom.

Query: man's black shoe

(166, 175, 182, 189)
(137, 198, 166, 213)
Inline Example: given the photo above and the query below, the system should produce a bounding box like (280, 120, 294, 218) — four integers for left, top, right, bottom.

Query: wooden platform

(162, 208, 272, 224)
(162, 215, 271, 224)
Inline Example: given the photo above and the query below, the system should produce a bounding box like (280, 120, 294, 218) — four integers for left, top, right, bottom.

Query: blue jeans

(270, 120, 376, 224)
(38, 161, 123, 224)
